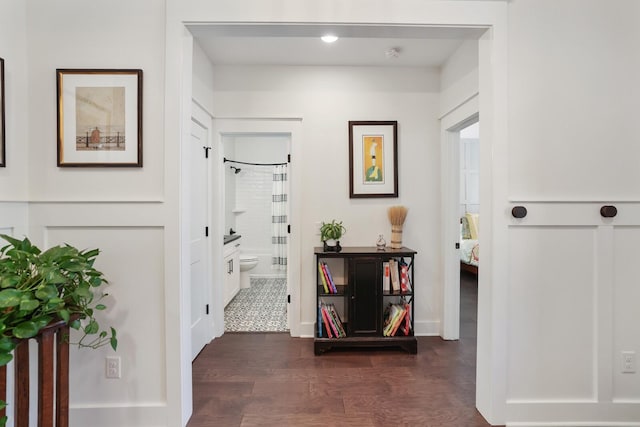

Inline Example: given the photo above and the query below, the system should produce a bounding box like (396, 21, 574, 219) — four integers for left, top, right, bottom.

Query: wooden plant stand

(0, 319, 70, 427)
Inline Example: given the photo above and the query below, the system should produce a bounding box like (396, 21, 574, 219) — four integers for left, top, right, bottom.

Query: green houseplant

(0, 234, 117, 424)
(320, 220, 346, 252)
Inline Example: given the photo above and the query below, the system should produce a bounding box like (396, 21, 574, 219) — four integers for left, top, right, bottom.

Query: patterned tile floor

(224, 277, 289, 332)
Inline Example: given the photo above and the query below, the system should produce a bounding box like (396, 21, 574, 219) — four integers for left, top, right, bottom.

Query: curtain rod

(223, 157, 288, 166)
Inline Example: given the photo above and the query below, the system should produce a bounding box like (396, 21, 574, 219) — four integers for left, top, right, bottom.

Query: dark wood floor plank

(187, 415, 243, 427)
(251, 380, 309, 396)
(242, 394, 345, 416)
(309, 378, 391, 398)
(188, 273, 498, 427)
(240, 414, 375, 427)
(197, 367, 274, 382)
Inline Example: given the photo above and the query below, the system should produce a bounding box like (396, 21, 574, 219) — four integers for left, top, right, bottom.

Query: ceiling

(187, 24, 486, 68)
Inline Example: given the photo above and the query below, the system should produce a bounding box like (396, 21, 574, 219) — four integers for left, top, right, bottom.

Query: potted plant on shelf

(320, 220, 346, 252)
(0, 234, 117, 425)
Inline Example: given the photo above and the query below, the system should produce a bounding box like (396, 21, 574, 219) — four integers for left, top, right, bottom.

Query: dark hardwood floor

(188, 271, 492, 427)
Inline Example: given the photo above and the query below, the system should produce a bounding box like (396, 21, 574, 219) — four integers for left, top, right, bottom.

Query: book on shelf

(319, 302, 346, 338)
(383, 303, 400, 336)
(322, 262, 335, 293)
(318, 262, 330, 294)
(322, 262, 338, 293)
(319, 261, 338, 294)
(382, 261, 390, 292)
(382, 303, 394, 336)
(320, 304, 334, 338)
(389, 259, 401, 293)
(390, 306, 407, 336)
(327, 303, 346, 337)
(383, 302, 409, 337)
(399, 259, 411, 293)
(382, 304, 392, 335)
(400, 301, 411, 336)
(318, 301, 323, 337)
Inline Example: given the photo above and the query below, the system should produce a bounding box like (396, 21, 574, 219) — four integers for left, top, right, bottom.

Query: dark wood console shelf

(314, 246, 417, 355)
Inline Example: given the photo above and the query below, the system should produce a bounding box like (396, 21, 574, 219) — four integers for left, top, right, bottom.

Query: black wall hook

(512, 206, 527, 219)
(600, 205, 617, 218)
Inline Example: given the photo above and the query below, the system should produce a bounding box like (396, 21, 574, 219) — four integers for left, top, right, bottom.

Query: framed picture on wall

(56, 69, 143, 167)
(349, 120, 398, 198)
(1, 57, 5, 167)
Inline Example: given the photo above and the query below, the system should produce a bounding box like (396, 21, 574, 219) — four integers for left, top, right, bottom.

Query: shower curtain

(271, 165, 288, 270)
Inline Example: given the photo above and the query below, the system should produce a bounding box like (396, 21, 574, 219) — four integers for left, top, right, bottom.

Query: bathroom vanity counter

(224, 234, 241, 245)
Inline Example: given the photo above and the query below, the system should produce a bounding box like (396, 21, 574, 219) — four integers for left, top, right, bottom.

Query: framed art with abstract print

(349, 120, 398, 198)
(1, 57, 5, 167)
(56, 69, 142, 167)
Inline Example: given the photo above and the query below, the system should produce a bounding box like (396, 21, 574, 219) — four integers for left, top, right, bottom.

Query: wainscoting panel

(507, 225, 597, 401)
(44, 226, 166, 408)
(0, 202, 28, 238)
(612, 226, 640, 402)
(506, 202, 640, 425)
(19, 202, 169, 426)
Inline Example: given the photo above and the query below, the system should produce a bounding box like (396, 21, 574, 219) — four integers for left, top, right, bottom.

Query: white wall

(440, 39, 479, 118)
(11, 0, 640, 426)
(0, 1, 173, 426)
(508, 0, 640, 200)
(211, 64, 443, 335)
(25, 0, 166, 202)
(0, 0, 29, 200)
(0, 0, 29, 241)
(192, 41, 216, 114)
(505, 0, 640, 425)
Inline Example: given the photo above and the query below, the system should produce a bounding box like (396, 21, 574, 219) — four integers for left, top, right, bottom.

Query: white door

(190, 118, 210, 359)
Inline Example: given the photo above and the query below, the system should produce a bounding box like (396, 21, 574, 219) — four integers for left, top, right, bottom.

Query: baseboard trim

(300, 321, 315, 338)
(414, 320, 440, 336)
(507, 423, 640, 427)
(70, 403, 166, 427)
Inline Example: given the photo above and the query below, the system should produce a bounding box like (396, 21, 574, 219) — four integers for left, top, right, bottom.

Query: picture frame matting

(348, 120, 398, 198)
(56, 68, 143, 167)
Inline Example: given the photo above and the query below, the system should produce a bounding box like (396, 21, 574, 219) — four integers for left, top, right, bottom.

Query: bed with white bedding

(460, 213, 479, 275)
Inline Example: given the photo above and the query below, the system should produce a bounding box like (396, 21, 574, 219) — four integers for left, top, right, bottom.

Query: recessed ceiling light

(321, 35, 338, 43)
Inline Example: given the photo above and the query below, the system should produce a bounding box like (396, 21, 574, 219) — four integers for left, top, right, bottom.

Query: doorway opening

(440, 98, 479, 341)
(458, 121, 479, 340)
(222, 133, 290, 333)
(176, 17, 506, 425)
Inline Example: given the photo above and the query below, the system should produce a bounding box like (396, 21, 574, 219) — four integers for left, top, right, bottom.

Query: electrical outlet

(106, 356, 121, 379)
(622, 351, 636, 373)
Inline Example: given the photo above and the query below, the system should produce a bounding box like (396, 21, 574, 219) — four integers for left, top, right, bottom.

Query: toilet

(239, 254, 259, 289)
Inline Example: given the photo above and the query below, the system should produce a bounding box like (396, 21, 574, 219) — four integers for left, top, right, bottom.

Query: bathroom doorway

(222, 133, 291, 333)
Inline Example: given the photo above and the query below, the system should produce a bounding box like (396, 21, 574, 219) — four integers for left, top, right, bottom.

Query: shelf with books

(317, 284, 347, 296)
(382, 299, 412, 337)
(314, 246, 417, 355)
(317, 301, 347, 339)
